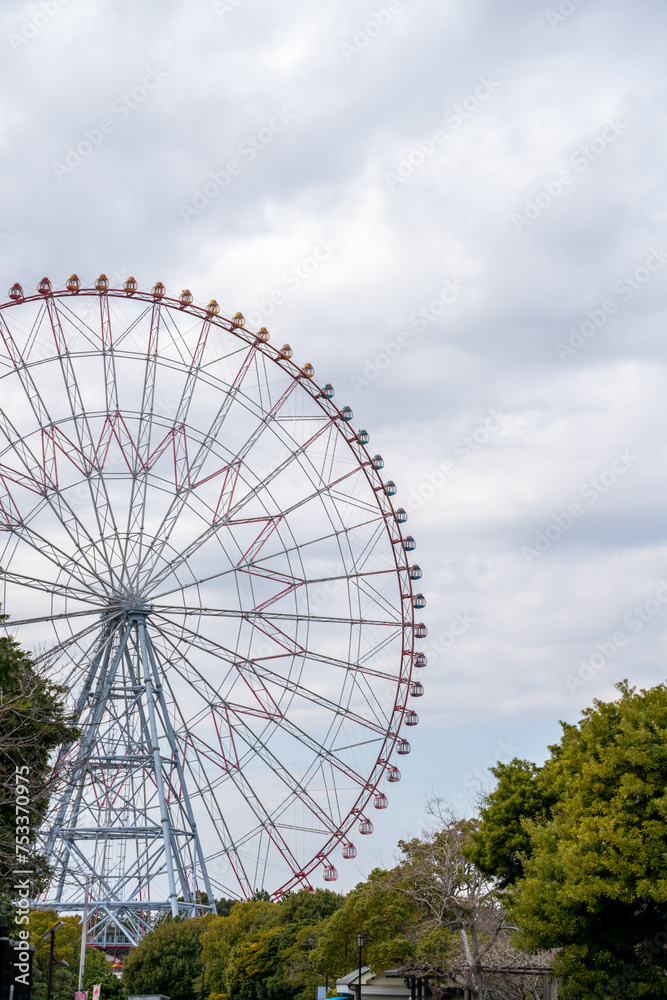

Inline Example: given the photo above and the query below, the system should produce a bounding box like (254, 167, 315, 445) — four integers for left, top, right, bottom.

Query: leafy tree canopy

(0, 614, 79, 935)
(466, 758, 554, 886)
(215, 897, 240, 917)
(122, 916, 210, 1000)
(313, 870, 419, 978)
(27, 910, 125, 1000)
(81, 947, 126, 1000)
(202, 890, 345, 1000)
(474, 682, 667, 998)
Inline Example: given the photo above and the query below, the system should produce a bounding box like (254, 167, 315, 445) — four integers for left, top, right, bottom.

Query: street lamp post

(78, 878, 90, 993)
(356, 934, 364, 1000)
(201, 964, 206, 1000)
(41, 920, 64, 1000)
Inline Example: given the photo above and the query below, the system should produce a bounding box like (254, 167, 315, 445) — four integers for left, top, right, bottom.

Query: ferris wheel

(0, 275, 426, 946)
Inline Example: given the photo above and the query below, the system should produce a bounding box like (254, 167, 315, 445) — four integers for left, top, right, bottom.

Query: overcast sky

(2, 0, 667, 888)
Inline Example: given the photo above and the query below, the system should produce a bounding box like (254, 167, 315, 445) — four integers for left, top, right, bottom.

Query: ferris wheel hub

(119, 598, 152, 619)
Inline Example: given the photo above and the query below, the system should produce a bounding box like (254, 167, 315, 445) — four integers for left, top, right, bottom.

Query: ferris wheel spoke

(152, 604, 402, 629)
(220, 417, 342, 528)
(98, 293, 118, 413)
(0, 312, 52, 427)
(171, 312, 219, 427)
(233, 689, 385, 805)
(199, 735, 308, 884)
(106, 302, 153, 349)
(151, 637, 300, 894)
(232, 396, 369, 520)
(55, 297, 117, 351)
(120, 301, 164, 587)
(135, 340, 263, 588)
(229, 405, 337, 505)
(164, 742, 256, 894)
(234, 514, 389, 584)
(147, 623, 236, 706)
(2, 608, 103, 629)
(160, 626, 290, 722)
(2, 487, 115, 593)
(0, 409, 121, 591)
(246, 656, 398, 741)
(281, 646, 401, 684)
(142, 509, 278, 597)
(223, 712, 342, 839)
(2, 520, 114, 598)
(0, 567, 104, 606)
(44, 298, 100, 461)
(224, 458, 368, 538)
(137, 356, 316, 592)
(355, 584, 406, 628)
(34, 615, 120, 693)
(349, 518, 389, 571)
(206, 359, 304, 481)
(143, 466, 376, 600)
(146, 510, 392, 604)
(215, 768, 307, 887)
(151, 617, 399, 739)
(120, 304, 191, 582)
(45, 298, 124, 582)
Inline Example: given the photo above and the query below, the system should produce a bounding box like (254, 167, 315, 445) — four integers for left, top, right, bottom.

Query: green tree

(264, 889, 344, 1000)
(28, 910, 82, 1000)
(474, 682, 667, 998)
(201, 890, 345, 1000)
(81, 947, 127, 1000)
(215, 897, 240, 917)
(202, 899, 279, 1000)
(0, 614, 79, 934)
(467, 758, 554, 886)
(346, 809, 540, 996)
(26, 910, 125, 1000)
(122, 917, 209, 1000)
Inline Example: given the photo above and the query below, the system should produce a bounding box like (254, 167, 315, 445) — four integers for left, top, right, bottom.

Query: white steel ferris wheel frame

(0, 276, 427, 947)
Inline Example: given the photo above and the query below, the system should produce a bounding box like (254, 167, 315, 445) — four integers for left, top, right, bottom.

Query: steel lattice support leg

(37, 608, 215, 946)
